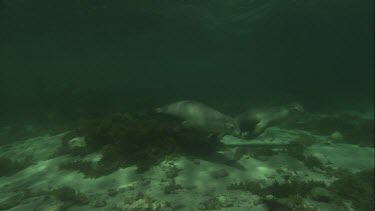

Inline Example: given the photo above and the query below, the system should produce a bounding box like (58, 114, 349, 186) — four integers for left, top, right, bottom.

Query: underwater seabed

(0, 110, 374, 211)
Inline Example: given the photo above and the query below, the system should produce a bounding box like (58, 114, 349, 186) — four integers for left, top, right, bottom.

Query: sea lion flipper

(254, 120, 267, 135)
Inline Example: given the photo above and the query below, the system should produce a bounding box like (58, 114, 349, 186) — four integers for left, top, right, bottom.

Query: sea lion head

(224, 121, 242, 137)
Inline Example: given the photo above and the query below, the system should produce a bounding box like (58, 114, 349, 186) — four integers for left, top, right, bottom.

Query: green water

(0, 0, 374, 122)
(0, 1, 374, 210)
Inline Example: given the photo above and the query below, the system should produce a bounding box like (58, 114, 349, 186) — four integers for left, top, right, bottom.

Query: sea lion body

(156, 100, 240, 136)
(236, 103, 304, 138)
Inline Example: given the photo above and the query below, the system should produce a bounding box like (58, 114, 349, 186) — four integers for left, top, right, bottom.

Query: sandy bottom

(0, 116, 373, 211)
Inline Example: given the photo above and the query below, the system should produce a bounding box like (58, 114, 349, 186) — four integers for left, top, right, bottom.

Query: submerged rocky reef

(0, 156, 30, 177)
(57, 112, 221, 176)
(227, 167, 374, 211)
(281, 111, 374, 147)
(0, 108, 373, 210)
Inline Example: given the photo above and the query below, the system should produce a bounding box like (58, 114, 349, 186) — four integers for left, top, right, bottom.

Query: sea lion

(156, 100, 241, 136)
(236, 103, 304, 138)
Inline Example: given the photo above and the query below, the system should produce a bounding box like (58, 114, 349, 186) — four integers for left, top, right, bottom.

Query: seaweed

(227, 180, 264, 195)
(0, 189, 36, 210)
(0, 157, 30, 177)
(285, 142, 307, 161)
(229, 168, 374, 210)
(165, 165, 182, 179)
(228, 179, 326, 198)
(121, 192, 180, 210)
(51, 186, 88, 205)
(285, 143, 329, 173)
(163, 180, 183, 194)
(329, 168, 374, 211)
(210, 169, 229, 179)
(0, 187, 88, 210)
(58, 112, 221, 176)
(310, 187, 334, 202)
(58, 160, 98, 177)
(265, 180, 326, 198)
(286, 114, 374, 147)
(198, 197, 223, 210)
(263, 195, 317, 211)
(303, 155, 325, 170)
